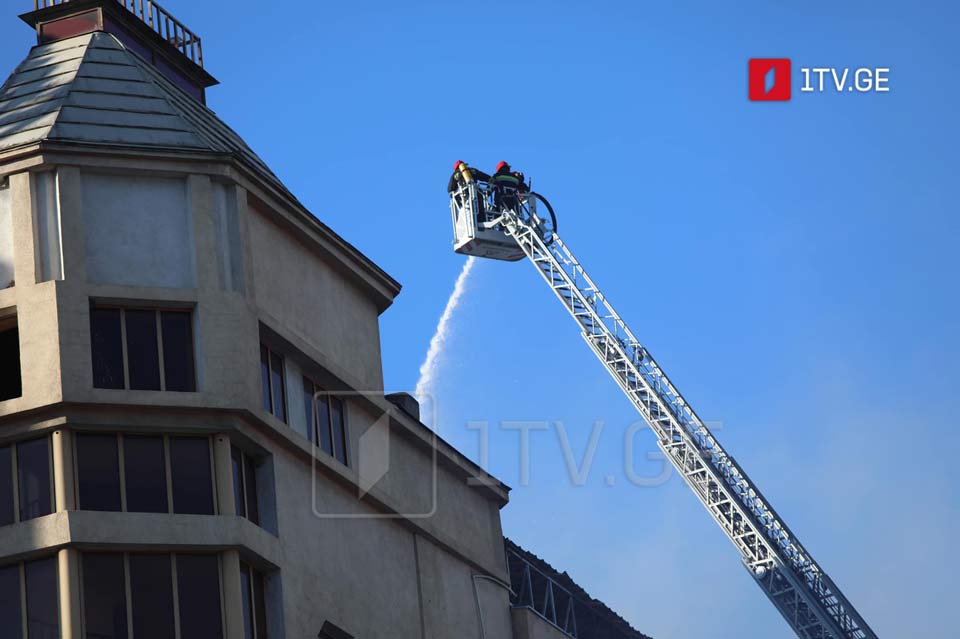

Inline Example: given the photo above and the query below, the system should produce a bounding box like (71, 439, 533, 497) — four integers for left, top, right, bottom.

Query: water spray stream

(415, 256, 478, 422)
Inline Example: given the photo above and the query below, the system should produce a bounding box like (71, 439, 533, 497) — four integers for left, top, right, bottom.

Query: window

(17, 438, 53, 523)
(303, 377, 348, 465)
(0, 315, 21, 402)
(90, 307, 196, 392)
(129, 554, 176, 639)
(79, 553, 221, 639)
(176, 555, 223, 639)
(0, 438, 54, 527)
(0, 557, 60, 639)
(25, 556, 59, 639)
(169, 437, 215, 515)
(260, 345, 286, 422)
(231, 446, 260, 526)
(240, 562, 268, 639)
(76, 434, 122, 512)
(75, 434, 213, 516)
(0, 446, 13, 527)
(123, 436, 168, 513)
(0, 563, 22, 638)
(82, 553, 127, 639)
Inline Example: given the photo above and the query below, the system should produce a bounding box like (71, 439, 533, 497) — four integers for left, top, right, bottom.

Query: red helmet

(496, 160, 510, 172)
(453, 160, 464, 171)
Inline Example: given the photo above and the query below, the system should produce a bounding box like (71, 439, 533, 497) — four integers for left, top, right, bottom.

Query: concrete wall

(82, 173, 196, 288)
(248, 208, 385, 391)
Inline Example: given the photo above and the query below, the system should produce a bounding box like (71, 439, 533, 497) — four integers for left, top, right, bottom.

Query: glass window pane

(253, 571, 267, 639)
(231, 446, 245, 519)
(129, 554, 176, 639)
(0, 563, 23, 639)
(0, 446, 14, 526)
(269, 353, 285, 422)
(316, 394, 332, 456)
(176, 555, 223, 639)
(330, 398, 347, 465)
(169, 438, 214, 515)
(302, 378, 315, 445)
(91, 308, 124, 389)
(123, 437, 168, 514)
(82, 553, 128, 639)
(125, 310, 161, 391)
(243, 455, 259, 526)
(17, 438, 51, 522)
(76, 434, 121, 512)
(0, 326, 21, 401)
(260, 346, 271, 413)
(161, 312, 195, 392)
(24, 556, 57, 639)
(240, 564, 254, 639)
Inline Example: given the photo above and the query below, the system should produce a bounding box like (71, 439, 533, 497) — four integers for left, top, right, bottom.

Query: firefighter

(490, 160, 523, 210)
(448, 160, 490, 195)
(448, 160, 490, 224)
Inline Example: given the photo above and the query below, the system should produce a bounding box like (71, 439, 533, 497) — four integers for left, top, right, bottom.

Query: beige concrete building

(0, 2, 651, 639)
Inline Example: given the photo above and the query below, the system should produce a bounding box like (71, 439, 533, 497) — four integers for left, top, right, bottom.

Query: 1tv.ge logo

(749, 58, 890, 101)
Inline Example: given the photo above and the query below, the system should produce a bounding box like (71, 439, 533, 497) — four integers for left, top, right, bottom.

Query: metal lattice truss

(497, 206, 877, 639)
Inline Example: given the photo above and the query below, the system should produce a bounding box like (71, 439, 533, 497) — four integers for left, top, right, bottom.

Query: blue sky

(3, 1, 957, 637)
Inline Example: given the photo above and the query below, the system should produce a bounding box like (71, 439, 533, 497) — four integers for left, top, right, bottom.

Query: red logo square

(749, 58, 791, 101)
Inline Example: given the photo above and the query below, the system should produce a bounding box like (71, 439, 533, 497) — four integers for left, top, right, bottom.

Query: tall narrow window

(24, 556, 58, 639)
(76, 434, 122, 512)
(0, 316, 21, 401)
(160, 312, 196, 392)
(169, 438, 214, 515)
(240, 563, 269, 639)
(304, 377, 348, 466)
(125, 310, 161, 391)
(17, 438, 52, 522)
(177, 555, 223, 639)
(129, 554, 176, 639)
(0, 564, 22, 639)
(260, 345, 285, 422)
(90, 308, 124, 390)
(82, 553, 128, 639)
(231, 446, 259, 526)
(0, 446, 13, 527)
(123, 436, 168, 513)
(91, 306, 195, 392)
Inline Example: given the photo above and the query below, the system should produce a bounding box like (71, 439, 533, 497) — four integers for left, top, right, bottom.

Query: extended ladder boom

(497, 205, 877, 639)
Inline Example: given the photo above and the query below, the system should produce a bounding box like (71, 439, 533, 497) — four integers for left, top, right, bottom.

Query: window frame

(90, 304, 197, 393)
(230, 446, 260, 526)
(73, 433, 217, 516)
(259, 344, 286, 423)
(302, 376, 349, 466)
(0, 436, 55, 528)
(0, 555, 61, 639)
(239, 561, 268, 639)
(77, 552, 226, 639)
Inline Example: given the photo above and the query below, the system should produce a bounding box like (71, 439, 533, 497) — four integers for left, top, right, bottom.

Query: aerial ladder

(448, 170, 878, 639)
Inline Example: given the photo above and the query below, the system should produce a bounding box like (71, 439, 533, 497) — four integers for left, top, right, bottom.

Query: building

(0, 2, 652, 638)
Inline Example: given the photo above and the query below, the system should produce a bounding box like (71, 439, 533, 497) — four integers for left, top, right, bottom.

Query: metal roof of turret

(0, 30, 279, 186)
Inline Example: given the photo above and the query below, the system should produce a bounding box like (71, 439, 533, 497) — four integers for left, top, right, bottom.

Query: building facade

(0, 2, 651, 639)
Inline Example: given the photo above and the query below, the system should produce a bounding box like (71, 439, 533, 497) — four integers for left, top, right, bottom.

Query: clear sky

(2, 1, 956, 637)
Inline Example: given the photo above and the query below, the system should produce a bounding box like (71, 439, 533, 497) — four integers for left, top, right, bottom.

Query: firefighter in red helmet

(490, 160, 527, 210)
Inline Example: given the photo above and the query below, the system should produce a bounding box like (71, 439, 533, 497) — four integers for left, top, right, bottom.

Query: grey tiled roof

(0, 31, 280, 186)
